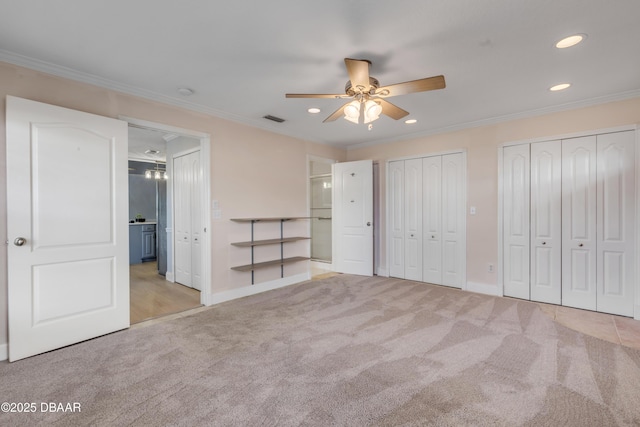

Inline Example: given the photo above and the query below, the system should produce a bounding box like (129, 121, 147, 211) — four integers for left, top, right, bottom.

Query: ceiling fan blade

(323, 103, 348, 122)
(285, 93, 349, 99)
(344, 58, 371, 92)
(378, 98, 410, 120)
(376, 75, 445, 97)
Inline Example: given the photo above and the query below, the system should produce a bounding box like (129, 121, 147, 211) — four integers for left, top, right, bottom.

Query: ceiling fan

(286, 58, 445, 126)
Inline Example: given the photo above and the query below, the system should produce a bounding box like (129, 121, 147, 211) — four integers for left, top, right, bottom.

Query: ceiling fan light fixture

(363, 100, 382, 124)
(307, 107, 321, 114)
(405, 119, 417, 124)
(344, 100, 361, 124)
(555, 34, 586, 49)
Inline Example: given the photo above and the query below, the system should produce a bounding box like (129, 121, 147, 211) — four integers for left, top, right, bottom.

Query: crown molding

(346, 89, 640, 151)
(2, 49, 638, 152)
(0, 49, 328, 145)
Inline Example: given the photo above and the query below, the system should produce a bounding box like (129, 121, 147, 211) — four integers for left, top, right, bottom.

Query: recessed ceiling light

(405, 119, 417, 124)
(550, 83, 571, 91)
(307, 107, 321, 114)
(177, 87, 194, 96)
(555, 34, 586, 49)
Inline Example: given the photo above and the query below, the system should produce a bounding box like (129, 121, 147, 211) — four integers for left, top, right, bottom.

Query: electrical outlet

(488, 263, 494, 273)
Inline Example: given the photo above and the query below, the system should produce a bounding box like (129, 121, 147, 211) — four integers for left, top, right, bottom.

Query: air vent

(263, 115, 285, 123)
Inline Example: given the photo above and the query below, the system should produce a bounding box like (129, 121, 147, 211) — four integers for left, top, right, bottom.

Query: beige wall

(0, 62, 346, 349)
(2, 59, 639, 352)
(347, 97, 640, 290)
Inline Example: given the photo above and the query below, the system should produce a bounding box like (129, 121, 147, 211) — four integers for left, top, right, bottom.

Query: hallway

(130, 262, 201, 324)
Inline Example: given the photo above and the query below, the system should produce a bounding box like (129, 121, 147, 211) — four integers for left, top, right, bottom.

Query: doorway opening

(127, 123, 209, 323)
(308, 156, 334, 277)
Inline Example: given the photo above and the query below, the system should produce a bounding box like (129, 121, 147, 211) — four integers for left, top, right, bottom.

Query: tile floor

(537, 302, 640, 350)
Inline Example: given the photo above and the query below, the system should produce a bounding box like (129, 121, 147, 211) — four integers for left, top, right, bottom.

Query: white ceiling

(1, 1, 639, 149)
(128, 126, 169, 163)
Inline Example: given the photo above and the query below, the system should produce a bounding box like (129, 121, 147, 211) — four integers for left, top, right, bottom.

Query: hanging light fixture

(343, 100, 361, 124)
(145, 163, 168, 180)
(343, 97, 382, 125)
(363, 99, 382, 123)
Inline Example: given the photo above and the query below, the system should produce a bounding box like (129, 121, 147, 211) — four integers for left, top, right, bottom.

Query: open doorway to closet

(127, 125, 204, 323)
(309, 156, 335, 277)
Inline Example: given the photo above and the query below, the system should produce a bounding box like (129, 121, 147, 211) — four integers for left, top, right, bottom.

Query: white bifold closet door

(596, 132, 635, 316)
(422, 156, 442, 284)
(530, 140, 562, 304)
(562, 133, 635, 315)
(503, 144, 531, 299)
(388, 160, 405, 278)
(441, 153, 465, 287)
(404, 158, 423, 281)
(173, 150, 202, 290)
(389, 153, 464, 288)
(561, 136, 597, 310)
(503, 131, 635, 316)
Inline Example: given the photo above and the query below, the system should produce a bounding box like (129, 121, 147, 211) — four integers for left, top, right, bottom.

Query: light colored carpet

(1, 274, 640, 426)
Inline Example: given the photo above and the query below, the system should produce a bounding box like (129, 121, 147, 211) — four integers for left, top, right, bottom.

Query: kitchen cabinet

(129, 223, 156, 264)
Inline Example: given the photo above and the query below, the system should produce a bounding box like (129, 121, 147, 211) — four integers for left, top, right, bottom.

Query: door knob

(13, 237, 26, 246)
(578, 243, 583, 247)
(366, 222, 371, 226)
(432, 235, 435, 239)
(542, 242, 546, 245)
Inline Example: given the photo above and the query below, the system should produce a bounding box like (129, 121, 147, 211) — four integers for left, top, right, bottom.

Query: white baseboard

(205, 272, 311, 306)
(0, 343, 7, 362)
(310, 261, 333, 271)
(165, 272, 175, 282)
(466, 281, 502, 297)
(635, 305, 640, 321)
(376, 267, 389, 277)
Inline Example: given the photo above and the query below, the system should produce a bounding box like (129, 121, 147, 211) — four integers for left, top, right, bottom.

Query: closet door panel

(388, 161, 405, 278)
(596, 131, 635, 316)
(441, 153, 463, 288)
(562, 136, 597, 311)
(422, 156, 442, 284)
(503, 145, 530, 299)
(189, 151, 202, 290)
(404, 158, 423, 281)
(174, 154, 192, 286)
(530, 141, 561, 304)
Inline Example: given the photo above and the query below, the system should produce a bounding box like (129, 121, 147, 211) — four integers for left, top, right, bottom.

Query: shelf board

(230, 217, 311, 222)
(231, 237, 310, 247)
(231, 256, 310, 272)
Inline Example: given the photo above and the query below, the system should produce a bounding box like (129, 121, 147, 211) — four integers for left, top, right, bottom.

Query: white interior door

(173, 150, 201, 290)
(596, 131, 635, 316)
(404, 158, 423, 281)
(503, 144, 531, 299)
(423, 156, 442, 284)
(530, 140, 562, 304)
(562, 136, 597, 311)
(6, 96, 129, 362)
(388, 161, 405, 278)
(441, 153, 465, 288)
(333, 160, 373, 276)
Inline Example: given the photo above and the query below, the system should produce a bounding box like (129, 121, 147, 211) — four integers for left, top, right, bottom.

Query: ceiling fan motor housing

(345, 77, 380, 96)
